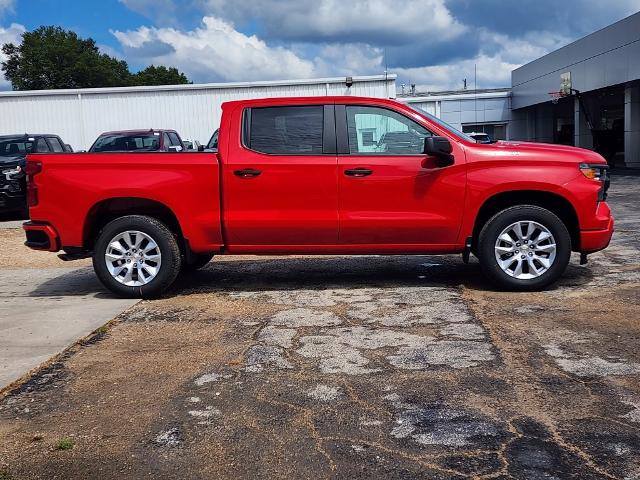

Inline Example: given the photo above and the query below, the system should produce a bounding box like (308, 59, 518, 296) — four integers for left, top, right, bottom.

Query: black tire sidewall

(478, 206, 571, 291)
(93, 215, 181, 298)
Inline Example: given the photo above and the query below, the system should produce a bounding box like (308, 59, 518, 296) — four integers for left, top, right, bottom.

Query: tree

(131, 65, 190, 86)
(1, 26, 190, 90)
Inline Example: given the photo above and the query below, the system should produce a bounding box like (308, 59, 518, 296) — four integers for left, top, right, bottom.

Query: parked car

(23, 96, 613, 298)
(467, 132, 494, 144)
(89, 129, 185, 153)
(182, 139, 202, 151)
(203, 129, 219, 151)
(0, 134, 70, 218)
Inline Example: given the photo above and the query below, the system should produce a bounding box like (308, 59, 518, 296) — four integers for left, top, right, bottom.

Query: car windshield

(406, 105, 476, 143)
(90, 133, 160, 152)
(0, 137, 34, 156)
(207, 129, 219, 150)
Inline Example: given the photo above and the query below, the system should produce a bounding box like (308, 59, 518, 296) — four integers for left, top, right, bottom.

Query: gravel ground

(0, 177, 638, 479)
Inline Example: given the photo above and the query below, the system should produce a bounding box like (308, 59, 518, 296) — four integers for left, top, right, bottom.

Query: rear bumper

(580, 205, 614, 253)
(23, 221, 60, 251)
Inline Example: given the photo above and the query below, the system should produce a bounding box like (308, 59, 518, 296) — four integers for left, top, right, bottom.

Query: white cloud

(395, 28, 571, 91)
(112, 16, 317, 82)
(0, 0, 15, 15)
(0, 22, 25, 89)
(198, 0, 465, 44)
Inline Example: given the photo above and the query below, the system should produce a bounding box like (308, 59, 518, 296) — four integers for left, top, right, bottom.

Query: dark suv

(0, 134, 71, 218)
(89, 129, 185, 153)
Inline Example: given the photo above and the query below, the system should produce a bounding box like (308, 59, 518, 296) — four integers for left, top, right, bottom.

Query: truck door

(336, 104, 466, 247)
(223, 104, 338, 249)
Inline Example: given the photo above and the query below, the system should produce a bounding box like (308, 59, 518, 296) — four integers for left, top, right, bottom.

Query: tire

(477, 205, 571, 291)
(93, 215, 182, 298)
(181, 253, 214, 272)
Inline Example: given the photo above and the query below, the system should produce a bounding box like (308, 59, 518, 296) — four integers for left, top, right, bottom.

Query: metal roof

(0, 74, 397, 98)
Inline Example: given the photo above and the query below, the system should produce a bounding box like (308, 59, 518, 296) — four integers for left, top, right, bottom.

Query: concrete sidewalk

(0, 266, 137, 389)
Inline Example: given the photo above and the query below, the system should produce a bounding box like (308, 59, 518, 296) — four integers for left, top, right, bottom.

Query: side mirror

(167, 145, 183, 153)
(424, 136, 455, 168)
(197, 145, 205, 152)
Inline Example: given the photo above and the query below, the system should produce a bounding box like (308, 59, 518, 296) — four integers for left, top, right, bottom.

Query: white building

(398, 88, 512, 140)
(0, 75, 396, 151)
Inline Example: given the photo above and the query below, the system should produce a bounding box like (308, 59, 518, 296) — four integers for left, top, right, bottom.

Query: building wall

(400, 90, 512, 137)
(512, 12, 640, 110)
(0, 76, 396, 151)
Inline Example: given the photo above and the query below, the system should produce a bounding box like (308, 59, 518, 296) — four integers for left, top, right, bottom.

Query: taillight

(26, 160, 42, 207)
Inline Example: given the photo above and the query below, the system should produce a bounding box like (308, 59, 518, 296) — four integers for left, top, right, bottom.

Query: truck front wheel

(93, 215, 182, 298)
(478, 205, 571, 291)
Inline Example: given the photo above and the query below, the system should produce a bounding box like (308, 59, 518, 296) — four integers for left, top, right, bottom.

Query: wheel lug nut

(127, 259, 131, 263)
(515, 250, 519, 254)
(521, 255, 526, 259)
(528, 252, 533, 256)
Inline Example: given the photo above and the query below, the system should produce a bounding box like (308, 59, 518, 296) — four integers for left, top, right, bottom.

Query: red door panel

(222, 103, 338, 247)
(338, 156, 467, 245)
(337, 104, 467, 247)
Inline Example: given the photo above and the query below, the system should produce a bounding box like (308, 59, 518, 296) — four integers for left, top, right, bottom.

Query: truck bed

(27, 152, 223, 253)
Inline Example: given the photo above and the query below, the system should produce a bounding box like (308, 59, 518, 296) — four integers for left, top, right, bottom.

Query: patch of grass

(95, 325, 109, 335)
(55, 437, 74, 450)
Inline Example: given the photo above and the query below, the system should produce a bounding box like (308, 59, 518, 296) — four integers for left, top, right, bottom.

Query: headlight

(579, 163, 610, 201)
(2, 166, 23, 179)
(579, 163, 608, 180)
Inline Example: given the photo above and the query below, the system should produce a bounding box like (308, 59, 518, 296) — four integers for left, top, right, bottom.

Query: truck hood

(0, 155, 27, 167)
(492, 140, 607, 164)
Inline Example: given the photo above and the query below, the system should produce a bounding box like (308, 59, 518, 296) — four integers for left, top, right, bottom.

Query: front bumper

(23, 221, 60, 251)
(580, 202, 614, 253)
(0, 191, 26, 213)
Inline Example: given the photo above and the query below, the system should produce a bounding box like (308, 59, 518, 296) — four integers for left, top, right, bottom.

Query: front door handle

(344, 168, 373, 177)
(234, 168, 262, 178)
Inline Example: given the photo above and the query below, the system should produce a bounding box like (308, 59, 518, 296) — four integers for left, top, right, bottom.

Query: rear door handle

(234, 168, 262, 178)
(344, 168, 373, 177)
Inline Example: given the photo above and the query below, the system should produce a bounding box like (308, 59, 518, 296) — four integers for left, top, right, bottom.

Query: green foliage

(131, 65, 191, 86)
(55, 437, 74, 450)
(1, 26, 190, 90)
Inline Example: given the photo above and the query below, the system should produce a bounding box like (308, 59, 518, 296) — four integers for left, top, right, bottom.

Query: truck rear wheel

(477, 205, 571, 291)
(93, 215, 181, 298)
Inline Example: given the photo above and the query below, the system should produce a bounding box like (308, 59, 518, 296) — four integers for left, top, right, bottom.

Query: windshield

(90, 133, 160, 152)
(406, 105, 476, 143)
(207, 129, 219, 150)
(0, 137, 34, 156)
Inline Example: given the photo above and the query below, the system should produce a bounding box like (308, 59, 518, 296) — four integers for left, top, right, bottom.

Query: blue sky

(1, 0, 639, 91)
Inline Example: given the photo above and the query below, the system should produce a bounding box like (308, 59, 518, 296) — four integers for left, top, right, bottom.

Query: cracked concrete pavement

(0, 176, 639, 479)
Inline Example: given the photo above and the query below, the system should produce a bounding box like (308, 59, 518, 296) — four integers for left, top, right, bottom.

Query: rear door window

(167, 132, 182, 147)
(246, 106, 324, 155)
(35, 138, 51, 153)
(47, 137, 64, 152)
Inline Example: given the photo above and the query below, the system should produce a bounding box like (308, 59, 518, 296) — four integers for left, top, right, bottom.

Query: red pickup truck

(23, 96, 613, 298)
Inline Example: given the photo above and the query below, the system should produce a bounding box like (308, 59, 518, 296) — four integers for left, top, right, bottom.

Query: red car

(23, 96, 613, 298)
(89, 129, 185, 153)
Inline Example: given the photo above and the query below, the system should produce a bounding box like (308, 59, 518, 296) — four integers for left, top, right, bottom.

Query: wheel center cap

(522, 245, 529, 251)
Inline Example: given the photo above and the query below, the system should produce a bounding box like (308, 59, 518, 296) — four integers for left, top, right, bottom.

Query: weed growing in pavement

(55, 437, 74, 450)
